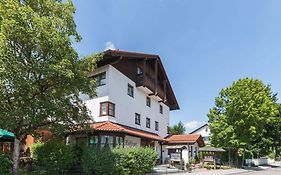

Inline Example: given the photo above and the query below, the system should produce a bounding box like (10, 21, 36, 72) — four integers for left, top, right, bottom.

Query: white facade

(190, 124, 211, 144)
(82, 65, 170, 137)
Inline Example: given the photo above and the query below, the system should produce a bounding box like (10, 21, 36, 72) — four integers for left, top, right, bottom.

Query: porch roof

(90, 121, 164, 141)
(165, 134, 205, 147)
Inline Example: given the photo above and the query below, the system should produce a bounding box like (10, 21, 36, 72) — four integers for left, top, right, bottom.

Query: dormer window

(137, 66, 143, 75)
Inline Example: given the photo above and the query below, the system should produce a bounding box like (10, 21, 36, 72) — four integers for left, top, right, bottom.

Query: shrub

(81, 146, 157, 175)
(31, 140, 75, 174)
(113, 146, 157, 175)
(0, 152, 12, 175)
(185, 163, 192, 172)
(81, 145, 115, 175)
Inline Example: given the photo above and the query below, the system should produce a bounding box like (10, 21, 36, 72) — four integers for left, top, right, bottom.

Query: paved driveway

(231, 166, 281, 175)
(163, 162, 281, 175)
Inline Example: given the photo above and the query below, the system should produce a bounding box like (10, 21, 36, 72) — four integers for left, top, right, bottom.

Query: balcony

(136, 74, 166, 101)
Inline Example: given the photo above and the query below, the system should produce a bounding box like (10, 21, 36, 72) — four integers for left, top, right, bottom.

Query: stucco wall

(83, 65, 170, 137)
(192, 125, 211, 144)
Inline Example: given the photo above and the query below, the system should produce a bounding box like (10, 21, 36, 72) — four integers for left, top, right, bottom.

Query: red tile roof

(90, 121, 164, 141)
(165, 134, 205, 147)
(91, 121, 124, 132)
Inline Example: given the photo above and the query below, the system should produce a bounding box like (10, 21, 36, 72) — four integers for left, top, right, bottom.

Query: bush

(81, 146, 157, 175)
(81, 145, 115, 175)
(113, 146, 157, 175)
(189, 157, 196, 164)
(0, 153, 12, 175)
(186, 163, 192, 172)
(31, 140, 75, 174)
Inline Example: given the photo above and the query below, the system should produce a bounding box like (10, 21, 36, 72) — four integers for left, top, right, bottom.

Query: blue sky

(72, 0, 281, 133)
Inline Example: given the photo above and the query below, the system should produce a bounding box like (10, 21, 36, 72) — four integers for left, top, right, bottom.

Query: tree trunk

(241, 149, 245, 168)
(12, 138, 21, 175)
(235, 148, 239, 168)
(275, 146, 280, 160)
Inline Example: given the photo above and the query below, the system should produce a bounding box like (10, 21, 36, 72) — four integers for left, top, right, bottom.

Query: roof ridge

(105, 121, 125, 131)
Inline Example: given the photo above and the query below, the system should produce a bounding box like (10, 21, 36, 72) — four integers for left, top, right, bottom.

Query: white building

(164, 134, 204, 164)
(189, 124, 211, 145)
(68, 50, 203, 164)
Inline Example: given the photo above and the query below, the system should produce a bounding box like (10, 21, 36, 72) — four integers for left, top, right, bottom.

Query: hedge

(31, 140, 75, 174)
(113, 146, 157, 175)
(0, 152, 12, 175)
(31, 141, 158, 175)
(81, 145, 115, 175)
(81, 146, 157, 175)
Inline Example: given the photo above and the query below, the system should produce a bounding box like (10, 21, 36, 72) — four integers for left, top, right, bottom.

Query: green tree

(168, 121, 186, 135)
(0, 1, 100, 174)
(256, 103, 281, 159)
(208, 78, 278, 165)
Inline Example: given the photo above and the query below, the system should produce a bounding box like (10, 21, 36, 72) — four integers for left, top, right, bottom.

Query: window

(137, 66, 143, 75)
(100, 102, 115, 117)
(127, 84, 134, 97)
(116, 136, 124, 146)
(89, 135, 124, 148)
(160, 105, 163, 114)
(146, 97, 151, 107)
(146, 118, 151, 128)
(100, 135, 114, 148)
(155, 121, 159, 131)
(135, 113, 141, 125)
(205, 127, 208, 132)
(108, 103, 115, 116)
(92, 72, 106, 86)
(89, 135, 99, 146)
(204, 136, 209, 142)
(100, 102, 107, 115)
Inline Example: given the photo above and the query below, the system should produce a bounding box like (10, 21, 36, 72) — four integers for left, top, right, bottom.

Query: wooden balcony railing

(136, 74, 166, 101)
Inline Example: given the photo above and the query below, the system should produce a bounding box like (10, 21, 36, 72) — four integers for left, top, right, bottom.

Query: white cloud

(184, 120, 200, 130)
(104, 41, 116, 50)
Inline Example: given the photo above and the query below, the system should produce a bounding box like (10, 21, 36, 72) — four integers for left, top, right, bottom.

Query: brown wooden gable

(96, 50, 179, 110)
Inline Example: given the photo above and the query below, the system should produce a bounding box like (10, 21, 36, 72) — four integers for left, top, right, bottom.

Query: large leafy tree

(208, 78, 279, 163)
(0, 0, 99, 174)
(257, 103, 281, 158)
(168, 121, 186, 135)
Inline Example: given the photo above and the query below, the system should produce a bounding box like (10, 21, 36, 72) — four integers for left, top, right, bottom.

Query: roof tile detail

(166, 134, 204, 146)
(90, 121, 163, 141)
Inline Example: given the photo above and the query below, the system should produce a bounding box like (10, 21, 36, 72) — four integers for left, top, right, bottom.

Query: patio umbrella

(0, 128, 15, 142)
